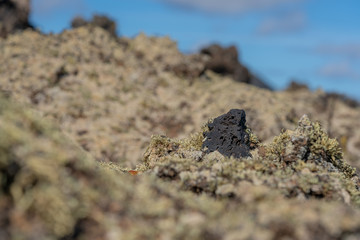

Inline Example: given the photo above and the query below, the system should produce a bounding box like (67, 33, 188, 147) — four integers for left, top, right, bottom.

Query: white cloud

(318, 62, 359, 79)
(316, 44, 360, 59)
(158, 0, 304, 14)
(257, 11, 306, 35)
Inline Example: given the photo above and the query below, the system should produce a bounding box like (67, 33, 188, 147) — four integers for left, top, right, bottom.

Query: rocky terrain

(1, 27, 359, 170)
(0, 25, 360, 239)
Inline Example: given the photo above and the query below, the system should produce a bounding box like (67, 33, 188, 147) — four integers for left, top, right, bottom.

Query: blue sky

(30, 0, 360, 99)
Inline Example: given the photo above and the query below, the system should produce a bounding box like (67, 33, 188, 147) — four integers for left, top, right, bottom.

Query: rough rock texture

(0, 27, 359, 173)
(71, 14, 117, 37)
(0, 0, 32, 38)
(201, 44, 272, 89)
(1, 94, 360, 239)
(203, 109, 251, 158)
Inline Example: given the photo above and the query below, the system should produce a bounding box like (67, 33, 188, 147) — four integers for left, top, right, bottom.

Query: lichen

(99, 161, 129, 173)
(246, 126, 260, 149)
(0, 96, 103, 238)
(181, 120, 211, 151)
(143, 120, 213, 169)
(142, 114, 360, 208)
(265, 130, 292, 161)
(1, 90, 360, 240)
(265, 115, 356, 178)
(1, 27, 360, 239)
(2, 27, 360, 172)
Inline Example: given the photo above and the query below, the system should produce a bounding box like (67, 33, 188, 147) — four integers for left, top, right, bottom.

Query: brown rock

(0, 0, 32, 38)
(71, 14, 117, 37)
(201, 44, 272, 89)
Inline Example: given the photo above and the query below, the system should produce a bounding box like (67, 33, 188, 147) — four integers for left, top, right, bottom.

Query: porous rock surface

(203, 109, 251, 158)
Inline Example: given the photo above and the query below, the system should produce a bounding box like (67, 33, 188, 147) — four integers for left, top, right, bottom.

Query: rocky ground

(1, 27, 360, 170)
(0, 26, 360, 239)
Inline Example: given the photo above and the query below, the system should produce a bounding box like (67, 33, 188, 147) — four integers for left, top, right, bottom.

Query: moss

(141, 114, 360, 208)
(264, 115, 356, 178)
(98, 161, 129, 173)
(306, 121, 355, 178)
(0, 96, 100, 238)
(181, 121, 210, 151)
(178, 130, 203, 151)
(265, 130, 291, 161)
(245, 126, 260, 149)
(143, 120, 212, 169)
(1, 27, 360, 239)
(143, 135, 180, 168)
(1, 96, 360, 239)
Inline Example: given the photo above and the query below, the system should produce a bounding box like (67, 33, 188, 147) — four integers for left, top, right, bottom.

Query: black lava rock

(203, 109, 251, 158)
(200, 44, 272, 90)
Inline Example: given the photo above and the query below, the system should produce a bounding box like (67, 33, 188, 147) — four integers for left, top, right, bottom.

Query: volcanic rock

(71, 14, 117, 37)
(286, 80, 309, 91)
(200, 44, 272, 89)
(203, 109, 251, 158)
(70, 16, 87, 28)
(0, 0, 32, 38)
(144, 113, 359, 208)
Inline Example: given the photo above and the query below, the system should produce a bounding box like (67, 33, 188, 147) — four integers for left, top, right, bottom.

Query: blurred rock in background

(0, 0, 32, 38)
(71, 14, 117, 37)
(201, 44, 272, 90)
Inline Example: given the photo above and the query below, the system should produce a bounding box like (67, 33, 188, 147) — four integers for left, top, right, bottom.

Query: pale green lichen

(265, 130, 291, 160)
(143, 120, 212, 168)
(265, 115, 355, 178)
(142, 114, 360, 208)
(99, 161, 129, 173)
(0, 90, 359, 240)
(0, 96, 101, 238)
(305, 119, 355, 178)
(245, 126, 260, 149)
(1, 27, 360, 240)
(181, 120, 211, 151)
(143, 135, 180, 168)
